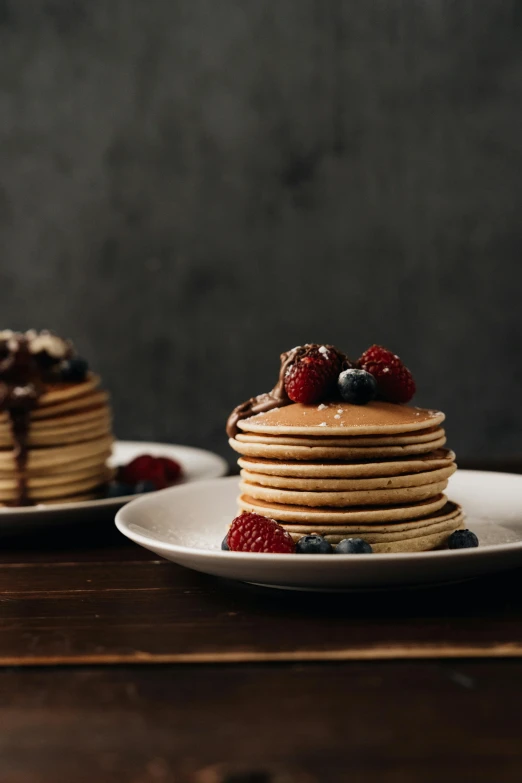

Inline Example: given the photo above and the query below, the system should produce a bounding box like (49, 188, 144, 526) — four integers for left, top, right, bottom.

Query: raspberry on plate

(226, 511, 295, 553)
(157, 456, 183, 483)
(363, 361, 416, 404)
(118, 454, 183, 490)
(357, 344, 400, 368)
(284, 344, 344, 405)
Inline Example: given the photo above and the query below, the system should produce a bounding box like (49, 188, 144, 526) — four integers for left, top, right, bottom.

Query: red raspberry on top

(357, 344, 400, 368)
(227, 512, 295, 553)
(284, 344, 344, 404)
(362, 361, 416, 404)
(357, 344, 416, 404)
(118, 454, 182, 490)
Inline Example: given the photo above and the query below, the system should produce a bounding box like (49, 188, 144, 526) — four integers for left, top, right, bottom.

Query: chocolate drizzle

(0, 337, 45, 505)
(226, 344, 349, 438)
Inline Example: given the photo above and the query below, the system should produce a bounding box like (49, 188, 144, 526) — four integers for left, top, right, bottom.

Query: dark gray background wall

(0, 0, 521, 463)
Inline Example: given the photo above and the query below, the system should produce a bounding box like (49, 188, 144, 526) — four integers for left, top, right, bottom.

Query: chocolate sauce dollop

(226, 344, 349, 438)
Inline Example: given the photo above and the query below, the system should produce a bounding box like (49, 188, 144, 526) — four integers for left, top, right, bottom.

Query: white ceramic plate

(0, 440, 227, 530)
(115, 470, 522, 590)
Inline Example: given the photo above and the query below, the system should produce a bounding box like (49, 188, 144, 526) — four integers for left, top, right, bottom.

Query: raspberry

(157, 456, 183, 483)
(284, 344, 343, 404)
(357, 344, 401, 368)
(227, 512, 295, 553)
(363, 361, 416, 404)
(118, 454, 182, 490)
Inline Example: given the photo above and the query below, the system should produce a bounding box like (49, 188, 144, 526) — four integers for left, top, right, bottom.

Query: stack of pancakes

(0, 374, 113, 505)
(229, 401, 464, 553)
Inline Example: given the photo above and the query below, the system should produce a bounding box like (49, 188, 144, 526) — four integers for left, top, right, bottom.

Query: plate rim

(115, 470, 522, 562)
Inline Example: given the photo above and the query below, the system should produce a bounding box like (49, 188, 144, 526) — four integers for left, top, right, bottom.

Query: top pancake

(238, 401, 445, 437)
(0, 374, 103, 425)
(40, 373, 101, 406)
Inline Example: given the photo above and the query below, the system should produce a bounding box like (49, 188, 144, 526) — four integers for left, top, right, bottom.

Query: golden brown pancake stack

(0, 330, 113, 506)
(229, 401, 464, 552)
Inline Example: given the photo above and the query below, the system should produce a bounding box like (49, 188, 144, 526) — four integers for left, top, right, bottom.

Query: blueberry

(60, 357, 89, 382)
(105, 481, 134, 498)
(221, 535, 230, 551)
(295, 534, 333, 554)
(134, 480, 157, 494)
(335, 538, 373, 554)
(448, 529, 479, 550)
(338, 369, 377, 405)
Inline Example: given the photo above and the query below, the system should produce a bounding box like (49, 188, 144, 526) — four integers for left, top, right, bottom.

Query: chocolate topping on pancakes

(226, 344, 348, 438)
(0, 330, 112, 506)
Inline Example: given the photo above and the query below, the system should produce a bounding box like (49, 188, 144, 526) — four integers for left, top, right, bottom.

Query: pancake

(235, 426, 445, 447)
(237, 449, 456, 478)
(238, 401, 445, 436)
(0, 463, 113, 490)
(30, 390, 110, 420)
(0, 417, 112, 448)
(0, 466, 114, 503)
(38, 374, 102, 406)
(229, 433, 447, 460)
(28, 405, 110, 430)
(239, 493, 448, 523)
(21, 450, 113, 477)
(368, 525, 464, 553)
(240, 463, 457, 491)
(0, 434, 114, 472)
(282, 503, 465, 552)
(283, 502, 463, 538)
(240, 477, 449, 507)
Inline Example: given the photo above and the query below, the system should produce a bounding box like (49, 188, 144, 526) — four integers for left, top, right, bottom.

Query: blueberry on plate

(221, 535, 230, 551)
(448, 529, 479, 549)
(295, 534, 333, 554)
(105, 481, 135, 498)
(60, 357, 89, 382)
(335, 538, 373, 554)
(338, 368, 377, 405)
(134, 480, 157, 494)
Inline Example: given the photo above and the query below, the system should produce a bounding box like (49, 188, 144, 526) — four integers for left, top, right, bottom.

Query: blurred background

(0, 0, 521, 463)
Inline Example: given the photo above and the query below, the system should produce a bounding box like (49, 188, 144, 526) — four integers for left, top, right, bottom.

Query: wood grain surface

(0, 555, 521, 666)
(1, 661, 522, 783)
(0, 460, 520, 782)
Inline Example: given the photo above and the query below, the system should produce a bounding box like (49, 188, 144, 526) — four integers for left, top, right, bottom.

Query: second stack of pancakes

(229, 401, 464, 553)
(0, 373, 113, 505)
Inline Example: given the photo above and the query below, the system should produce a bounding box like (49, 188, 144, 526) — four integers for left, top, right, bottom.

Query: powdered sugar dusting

(319, 422, 327, 427)
(318, 345, 329, 356)
(255, 407, 279, 417)
(317, 403, 328, 411)
(337, 409, 343, 414)
(334, 414, 341, 419)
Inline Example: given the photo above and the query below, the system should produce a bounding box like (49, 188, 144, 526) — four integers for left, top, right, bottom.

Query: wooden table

(1, 459, 522, 783)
